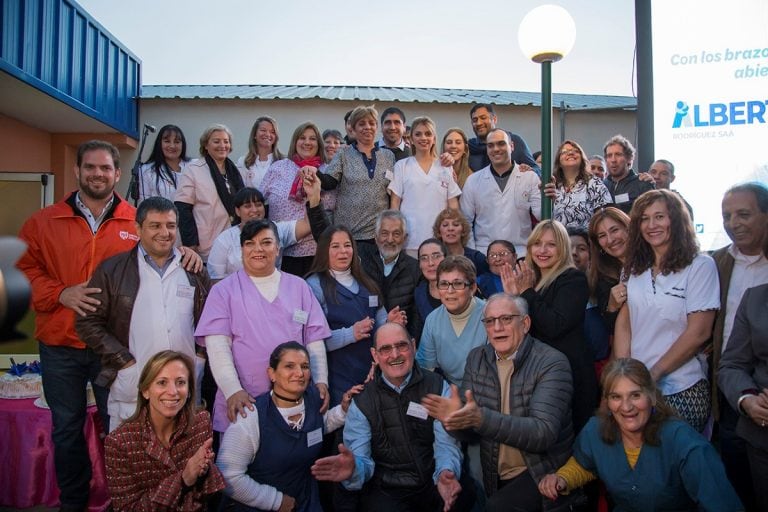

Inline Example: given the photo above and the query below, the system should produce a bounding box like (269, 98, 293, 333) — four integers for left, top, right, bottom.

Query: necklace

(272, 390, 303, 405)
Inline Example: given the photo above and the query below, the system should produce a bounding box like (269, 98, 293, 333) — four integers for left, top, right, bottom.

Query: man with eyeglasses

(422, 293, 575, 511)
(311, 322, 475, 511)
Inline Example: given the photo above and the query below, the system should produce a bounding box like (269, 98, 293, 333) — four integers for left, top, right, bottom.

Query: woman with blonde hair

(505, 219, 598, 431)
(388, 116, 461, 256)
(432, 207, 488, 274)
(175, 124, 244, 261)
(105, 351, 225, 510)
(237, 116, 283, 189)
(441, 127, 472, 189)
(317, 105, 395, 244)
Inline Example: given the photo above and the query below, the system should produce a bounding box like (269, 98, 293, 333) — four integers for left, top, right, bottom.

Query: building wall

(0, 114, 52, 172)
(130, 98, 636, 183)
(0, 112, 137, 199)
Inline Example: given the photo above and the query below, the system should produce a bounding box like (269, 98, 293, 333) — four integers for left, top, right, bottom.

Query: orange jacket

(17, 192, 138, 349)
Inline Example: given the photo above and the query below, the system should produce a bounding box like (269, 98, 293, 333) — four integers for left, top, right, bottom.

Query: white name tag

(369, 295, 379, 308)
(293, 309, 309, 325)
(614, 193, 630, 204)
(406, 401, 429, 420)
(384, 170, 394, 181)
(307, 427, 323, 447)
(176, 285, 195, 299)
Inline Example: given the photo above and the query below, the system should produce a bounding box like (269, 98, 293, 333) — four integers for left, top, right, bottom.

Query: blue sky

(78, 0, 636, 96)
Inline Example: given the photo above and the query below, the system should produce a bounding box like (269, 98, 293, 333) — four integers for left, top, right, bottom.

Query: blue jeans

(38, 342, 109, 508)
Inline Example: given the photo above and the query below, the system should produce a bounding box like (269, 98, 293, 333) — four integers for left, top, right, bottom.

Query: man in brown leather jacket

(76, 196, 210, 432)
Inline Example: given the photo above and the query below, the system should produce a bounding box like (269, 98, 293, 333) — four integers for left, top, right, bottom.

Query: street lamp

(518, 4, 576, 219)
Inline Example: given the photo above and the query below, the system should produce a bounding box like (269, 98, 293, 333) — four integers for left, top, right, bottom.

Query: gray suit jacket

(718, 283, 768, 451)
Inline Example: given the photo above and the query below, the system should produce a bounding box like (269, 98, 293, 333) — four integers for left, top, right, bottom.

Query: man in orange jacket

(17, 140, 210, 511)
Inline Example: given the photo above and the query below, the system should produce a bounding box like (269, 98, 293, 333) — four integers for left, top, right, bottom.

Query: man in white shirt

(712, 182, 768, 511)
(461, 129, 541, 255)
(77, 196, 211, 432)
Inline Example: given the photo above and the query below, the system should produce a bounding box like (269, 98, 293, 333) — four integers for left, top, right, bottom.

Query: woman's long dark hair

(624, 190, 698, 277)
(587, 207, 630, 297)
(144, 124, 189, 188)
(307, 225, 380, 303)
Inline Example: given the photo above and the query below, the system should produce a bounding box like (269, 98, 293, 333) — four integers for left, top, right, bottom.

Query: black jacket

(76, 246, 210, 387)
(520, 268, 598, 432)
(354, 364, 443, 489)
(603, 170, 654, 214)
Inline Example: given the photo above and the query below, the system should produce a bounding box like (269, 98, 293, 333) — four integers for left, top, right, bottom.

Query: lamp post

(518, 5, 576, 220)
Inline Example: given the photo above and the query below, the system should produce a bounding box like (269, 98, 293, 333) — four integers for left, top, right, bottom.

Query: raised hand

(182, 437, 214, 486)
(311, 443, 356, 482)
(422, 384, 462, 422)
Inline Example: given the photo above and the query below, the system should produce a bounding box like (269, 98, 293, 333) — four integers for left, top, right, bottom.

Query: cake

(0, 372, 43, 399)
(35, 382, 96, 409)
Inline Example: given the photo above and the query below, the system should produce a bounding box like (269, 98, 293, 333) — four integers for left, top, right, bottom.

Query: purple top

(195, 270, 331, 431)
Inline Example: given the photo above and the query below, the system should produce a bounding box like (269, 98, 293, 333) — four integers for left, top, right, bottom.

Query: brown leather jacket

(76, 246, 210, 387)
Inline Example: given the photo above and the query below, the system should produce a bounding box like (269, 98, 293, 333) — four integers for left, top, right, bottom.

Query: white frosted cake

(0, 372, 43, 399)
(35, 382, 96, 409)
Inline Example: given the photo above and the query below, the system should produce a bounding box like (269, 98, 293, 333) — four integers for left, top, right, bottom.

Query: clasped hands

(421, 384, 483, 431)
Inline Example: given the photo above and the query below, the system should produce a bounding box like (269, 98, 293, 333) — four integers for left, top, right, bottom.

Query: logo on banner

(672, 101, 692, 128)
(672, 99, 767, 128)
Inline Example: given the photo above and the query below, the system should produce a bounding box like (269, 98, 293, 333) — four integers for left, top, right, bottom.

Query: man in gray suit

(718, 271, 768, 512)
(712, 182, 768, 511)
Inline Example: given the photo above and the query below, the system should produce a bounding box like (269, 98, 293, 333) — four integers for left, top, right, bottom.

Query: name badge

(615, 193, 630, 204)
(369, 295, 379, 308)
(406, 401, 429, 420)
(307, 427, 323, 447)
(293, 309, 309, 325)
(176, 285, 195, 299)
(384, 170, 394, 181)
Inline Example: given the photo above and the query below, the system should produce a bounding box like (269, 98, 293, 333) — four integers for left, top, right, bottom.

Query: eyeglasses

(419, 252, 444, 263)
(437, 280, 471, 291)
(488, 251, 513, 260)
(560, 148, 580, 156)
(375, 340, 412, 356)
(480, 314, 521, 326)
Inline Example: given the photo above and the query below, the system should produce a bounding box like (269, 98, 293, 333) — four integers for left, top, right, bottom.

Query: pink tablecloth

(0, 397, 110, 511)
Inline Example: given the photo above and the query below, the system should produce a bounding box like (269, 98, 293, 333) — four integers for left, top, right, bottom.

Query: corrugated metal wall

(0, 0, 140, 137)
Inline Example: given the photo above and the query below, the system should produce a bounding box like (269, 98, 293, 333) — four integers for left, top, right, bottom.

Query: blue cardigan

(573, 417, 742, 511)
(415, 298, 487, 387)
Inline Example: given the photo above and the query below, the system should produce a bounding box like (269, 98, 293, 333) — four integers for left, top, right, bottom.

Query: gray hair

(725, 182, 768, 213)
(199, 123, 234, 157)
(375, 209, 408, 237)
(484, 293, 529, 317)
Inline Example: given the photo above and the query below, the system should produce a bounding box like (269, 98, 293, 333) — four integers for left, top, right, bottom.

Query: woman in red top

(105, 351, 224, 511)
